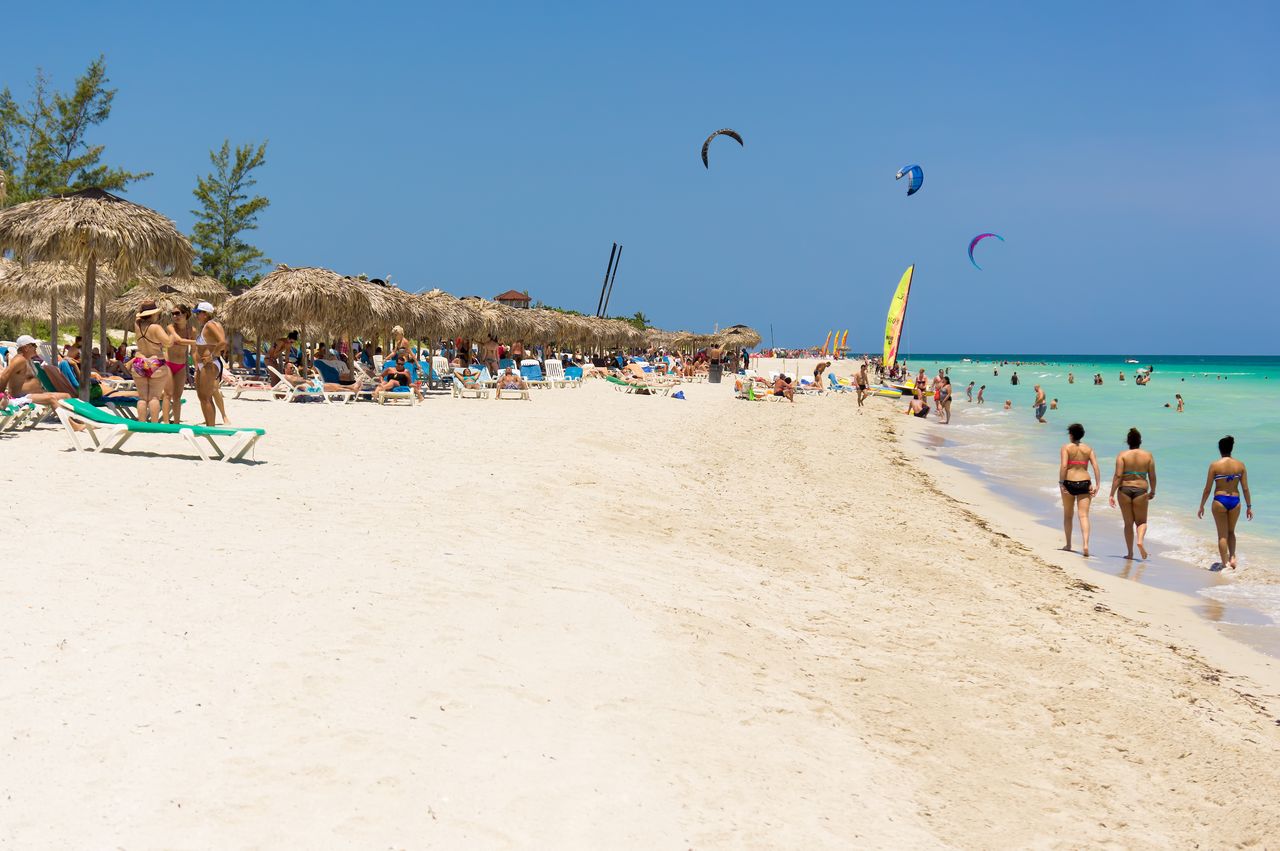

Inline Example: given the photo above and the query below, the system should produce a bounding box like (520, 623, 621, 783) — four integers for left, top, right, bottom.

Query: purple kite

(968, 233, 1004, 270)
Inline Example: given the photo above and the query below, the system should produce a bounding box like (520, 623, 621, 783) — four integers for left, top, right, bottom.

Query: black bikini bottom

(1061, 479, 1092, 496)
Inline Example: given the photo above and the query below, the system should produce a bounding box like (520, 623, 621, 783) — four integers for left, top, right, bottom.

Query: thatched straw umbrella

(104, 275, 227, 328)
(716, 324, 762, 351)
(221, 265, 365, 342)
(0, 188, 193, 399)
(0, 260, 135, 364)
(417, 288, 480, 340)
(0, 258, 55, 327)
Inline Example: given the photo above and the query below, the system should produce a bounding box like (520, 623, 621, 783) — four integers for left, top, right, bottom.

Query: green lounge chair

(56, 398, 264, 463)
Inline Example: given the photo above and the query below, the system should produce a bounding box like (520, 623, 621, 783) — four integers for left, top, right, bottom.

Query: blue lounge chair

(518, 361, 548, 388)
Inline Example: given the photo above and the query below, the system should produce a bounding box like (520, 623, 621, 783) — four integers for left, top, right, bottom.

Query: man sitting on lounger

(0, 335, 70, 408)
(773, 374, 795, 402)
(497, 368, 528, 391)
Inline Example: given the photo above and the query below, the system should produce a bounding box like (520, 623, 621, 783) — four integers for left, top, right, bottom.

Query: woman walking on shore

(1059, 423, 1101, 556)
(1197, 436, 1252, 570)
(1109, 427, 1156, 560)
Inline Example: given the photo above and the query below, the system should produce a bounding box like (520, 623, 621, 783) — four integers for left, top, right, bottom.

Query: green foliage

(0, 56, 151, 205)
(531, 302, 650, 329)
(532, 300, 586, 316)
(190, 139, 271, 284)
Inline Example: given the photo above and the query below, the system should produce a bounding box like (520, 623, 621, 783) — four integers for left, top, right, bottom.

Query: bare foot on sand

(1138, 542, 1148, 560)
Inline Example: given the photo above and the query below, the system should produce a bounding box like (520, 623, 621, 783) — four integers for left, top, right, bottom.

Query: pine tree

(190, 140, 271, 284)
(0, 56, 151, 205)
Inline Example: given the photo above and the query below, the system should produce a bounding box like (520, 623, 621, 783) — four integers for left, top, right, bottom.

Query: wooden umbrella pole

(80, 255, 95, 401)
(99, 300, 107, 372)
(49, 293, 59, 365)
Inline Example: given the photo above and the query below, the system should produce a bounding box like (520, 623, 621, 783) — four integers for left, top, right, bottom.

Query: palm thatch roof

(220, 265, 368, 338)
(0, 259, 125, 303)
(716, 324, 761, 350)
(0, 257, 49, 320)
(417, 289, 481, 339)
(457, 296, 550, 342)
(105, 275, 229, 327)
(0, 188, 193, 279)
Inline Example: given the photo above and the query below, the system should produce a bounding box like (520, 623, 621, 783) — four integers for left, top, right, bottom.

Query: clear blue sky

(3, 1, 1276, 353)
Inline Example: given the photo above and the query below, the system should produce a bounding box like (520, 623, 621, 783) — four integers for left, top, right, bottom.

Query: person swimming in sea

(1197, 435, 1252, 570)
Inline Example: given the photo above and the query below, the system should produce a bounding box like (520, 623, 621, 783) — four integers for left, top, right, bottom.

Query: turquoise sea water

(900, 354, 1280, 636)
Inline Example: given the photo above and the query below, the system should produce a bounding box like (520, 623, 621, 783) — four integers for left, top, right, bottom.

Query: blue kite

(895, 164, 924, 196)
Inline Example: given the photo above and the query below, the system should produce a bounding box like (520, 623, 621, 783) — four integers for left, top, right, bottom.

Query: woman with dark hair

(1197, 435, 1252, 570)
(1110, 427, 1156, 560)
(1059, 422, 1101, 556)
(165, 303, 193, 424)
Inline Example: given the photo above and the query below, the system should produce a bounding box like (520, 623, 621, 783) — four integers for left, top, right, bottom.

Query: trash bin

(708, 362, 723, 384)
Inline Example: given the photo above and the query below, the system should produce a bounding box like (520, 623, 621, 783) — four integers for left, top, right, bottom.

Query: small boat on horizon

(1125, 358, 1140, 364)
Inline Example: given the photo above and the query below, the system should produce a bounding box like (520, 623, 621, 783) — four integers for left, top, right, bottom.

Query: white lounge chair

(542, 359, 579, 388)
(56, 398, 264, 463)
(266, 365, 352, 404)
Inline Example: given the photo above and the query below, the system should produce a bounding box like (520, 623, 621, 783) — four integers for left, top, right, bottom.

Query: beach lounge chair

(827, 373, 854, 393)
(0, 401, 46, 432)
(518, 359, 548, 389)
(373, 386, 416, 405)
(312, 360, 369, 402)
(36, 362, 140, 418)
(498, 358, 516, 373)
(542, 359, 578, 388)
(224, 368, 279, 400)
(451, 368, 490, 399)
(430, 356, 455, 389)
(55, 398, 264, 463)
(265, 365, 344, 403)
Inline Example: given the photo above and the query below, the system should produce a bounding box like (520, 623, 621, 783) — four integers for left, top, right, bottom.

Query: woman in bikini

(1059, 422, 1101, 556)
(165, 304, 194, 423)
(131, 302, 178, 422)
(1197, 435, 1253, 570)
(191, 302, 230, 426)
(1109, 427, 1156, 560)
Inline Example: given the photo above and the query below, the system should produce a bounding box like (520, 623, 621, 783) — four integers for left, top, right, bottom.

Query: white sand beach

(3, 367, 1280, 848)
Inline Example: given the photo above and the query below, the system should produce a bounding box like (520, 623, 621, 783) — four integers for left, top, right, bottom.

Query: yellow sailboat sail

(821, 331, 832, 355)
(840, 329, 848, 351)
(882, 265, 914, 366)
